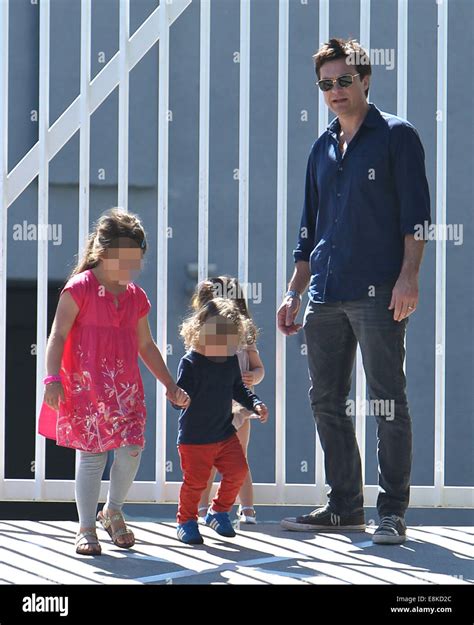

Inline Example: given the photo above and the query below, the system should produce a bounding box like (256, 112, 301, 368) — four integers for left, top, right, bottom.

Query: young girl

(40, 208, 189, 556)
(172, 298, 268, 545)
(193, 277, 265, 524)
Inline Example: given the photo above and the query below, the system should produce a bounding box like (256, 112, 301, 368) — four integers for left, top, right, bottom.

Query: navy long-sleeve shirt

(172, 350, 263, 445)
(293, 103, 431, 303)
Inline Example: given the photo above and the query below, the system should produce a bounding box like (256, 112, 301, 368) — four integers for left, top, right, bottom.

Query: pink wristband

(43, 375, 62, 385)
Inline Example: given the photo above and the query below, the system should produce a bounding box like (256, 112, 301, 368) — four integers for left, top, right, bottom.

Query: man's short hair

(313, 38, 371, 98)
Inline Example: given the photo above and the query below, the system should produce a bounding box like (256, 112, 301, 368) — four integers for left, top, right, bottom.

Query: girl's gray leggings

(75, 445, 142, 528)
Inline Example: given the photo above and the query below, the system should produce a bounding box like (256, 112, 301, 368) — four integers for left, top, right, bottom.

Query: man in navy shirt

(278, 38, 430, 544)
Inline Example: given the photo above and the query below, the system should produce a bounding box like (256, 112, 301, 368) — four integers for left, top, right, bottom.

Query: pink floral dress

(39, 269, 151, 453)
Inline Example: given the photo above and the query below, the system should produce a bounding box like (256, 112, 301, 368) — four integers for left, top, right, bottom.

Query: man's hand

(277, 296, 303, 335)
(388, 273, 419, 321)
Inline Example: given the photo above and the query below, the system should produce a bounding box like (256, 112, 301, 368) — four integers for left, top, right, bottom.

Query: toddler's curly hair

(180, 297, 253, 351)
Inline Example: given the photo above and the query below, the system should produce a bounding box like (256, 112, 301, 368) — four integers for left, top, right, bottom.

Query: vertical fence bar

(0, 0, 8, 494)
(76, 0, 92, 483)
(155, 0, 170, 501)
(118, 0, 130, 211)
(315, 0, 329, 503)
(397, 0, 408, 382)
(355, 0, 370, 485)
(275, 0, 289, 502)
(434, 0, 448, 505)
(238, 0, 250, 289)
(198, 0, 210, 283)
(397, 0, 408, 121)
(79, 0, 91, 259)
(35, 0, 51, 499)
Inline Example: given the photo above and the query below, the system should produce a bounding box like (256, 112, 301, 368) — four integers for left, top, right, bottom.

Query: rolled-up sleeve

(390, 122, 431, 237)
(293, 148, 318, 263)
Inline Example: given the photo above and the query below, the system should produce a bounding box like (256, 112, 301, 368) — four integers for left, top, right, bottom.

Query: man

(277, 38, 430, 544)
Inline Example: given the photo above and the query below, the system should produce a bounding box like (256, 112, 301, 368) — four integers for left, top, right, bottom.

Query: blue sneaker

(177, 520, 204, 545)
(204, 510, 236, 537)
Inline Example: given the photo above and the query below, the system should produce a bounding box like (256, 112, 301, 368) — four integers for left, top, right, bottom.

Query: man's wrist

(285, 289, 301, 300)
(399, 267, 420, 280)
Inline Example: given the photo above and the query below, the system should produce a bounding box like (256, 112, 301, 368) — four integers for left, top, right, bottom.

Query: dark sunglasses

(317, 73, 360, 92)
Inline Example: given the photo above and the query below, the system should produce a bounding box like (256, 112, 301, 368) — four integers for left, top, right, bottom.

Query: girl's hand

(241, 371, 254, 386)
(166, 384, 191, 409)
(252, 403, 268, 423)
(43, 382, 65, 410)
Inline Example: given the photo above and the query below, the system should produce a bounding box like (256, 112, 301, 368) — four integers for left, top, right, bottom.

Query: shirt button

(332, 244, 336, 249)
(334, 218, 338, 223)
(337, 193, 341, 197)
(329, 270, 333, 274)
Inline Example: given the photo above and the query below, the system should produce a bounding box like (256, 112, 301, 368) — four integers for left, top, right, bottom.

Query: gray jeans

(75, 445, 142, 528)
(303, 281, 412, 518)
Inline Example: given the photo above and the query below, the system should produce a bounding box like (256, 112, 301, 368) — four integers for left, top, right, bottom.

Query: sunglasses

(317, 73, 360, 92)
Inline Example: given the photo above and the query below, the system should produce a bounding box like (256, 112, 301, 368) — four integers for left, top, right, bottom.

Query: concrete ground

(0, 515, 472, 585)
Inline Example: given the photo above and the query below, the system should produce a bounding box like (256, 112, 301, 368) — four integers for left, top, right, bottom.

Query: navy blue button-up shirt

(293, 103, 431, 302)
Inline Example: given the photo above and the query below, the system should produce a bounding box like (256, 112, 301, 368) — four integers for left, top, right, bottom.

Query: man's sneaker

(372, 514, 407, 544)
(177, 520, 204, 545)
(281, 505, 366, 532)
(204, 510, 236, 537)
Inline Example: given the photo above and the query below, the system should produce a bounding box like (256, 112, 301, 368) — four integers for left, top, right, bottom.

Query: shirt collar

(327, 102, 382, 135)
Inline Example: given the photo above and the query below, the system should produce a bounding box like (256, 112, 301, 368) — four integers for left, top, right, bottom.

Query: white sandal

(237, 505, 257, 524)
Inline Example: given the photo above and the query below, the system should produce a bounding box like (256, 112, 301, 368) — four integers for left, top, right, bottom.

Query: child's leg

(178, 443, 216, 524)
(198, 466, 218, 516)
(236, 420, 255, 514)
(101, 445, 142, 547)
(75, 450, 108, 530)
(210, 434, 248, 514)
(105, 445, 142, 513)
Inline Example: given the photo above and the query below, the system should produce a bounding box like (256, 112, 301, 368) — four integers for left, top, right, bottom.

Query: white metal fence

(0, 0, 471, 508)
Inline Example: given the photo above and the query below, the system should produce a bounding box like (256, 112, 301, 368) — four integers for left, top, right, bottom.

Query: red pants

(177, 433, 248, 524)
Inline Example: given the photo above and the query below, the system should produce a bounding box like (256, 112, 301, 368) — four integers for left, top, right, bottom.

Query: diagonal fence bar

(6, 0, 192, 211)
